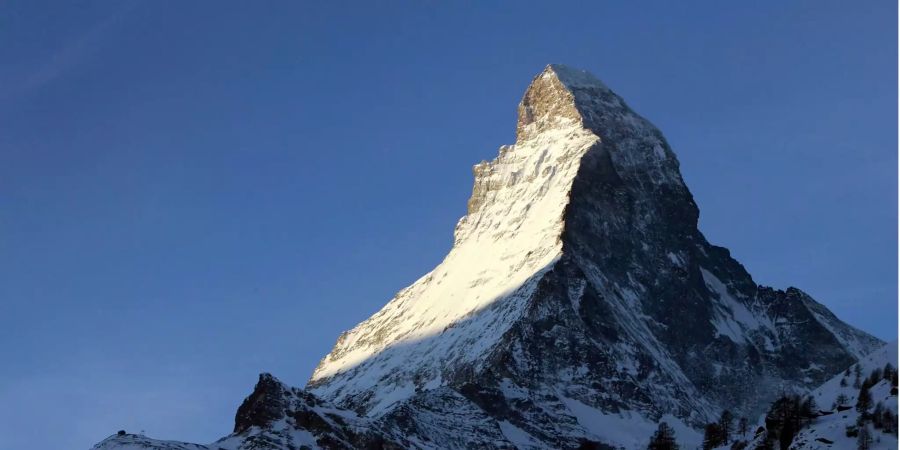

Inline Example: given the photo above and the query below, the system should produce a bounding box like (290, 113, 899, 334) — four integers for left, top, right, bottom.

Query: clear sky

(0, 1, 896, 449)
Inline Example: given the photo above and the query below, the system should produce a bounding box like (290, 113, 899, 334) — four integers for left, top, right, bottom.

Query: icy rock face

(92, 65, 882, 450)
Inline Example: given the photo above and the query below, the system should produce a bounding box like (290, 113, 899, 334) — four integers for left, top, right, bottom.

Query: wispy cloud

(3, 1, 139, 100)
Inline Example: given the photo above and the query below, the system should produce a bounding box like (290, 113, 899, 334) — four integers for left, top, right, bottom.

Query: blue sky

(0, 1, 896, 448)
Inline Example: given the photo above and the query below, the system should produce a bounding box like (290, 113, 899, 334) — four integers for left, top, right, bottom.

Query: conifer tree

(647, 422, 679, 450)
(857, 424, 873, 450)
(857, 384, 872, 414)
(862, 369, 880, 390)
(800, 396, 817, 426)
(720, 410, 734, 444)
(882, 409, 897, 435)
(883, 363, 894, 381)
(702, 422, 722, 450)
(870, 368, 883, 385)
(872, 402, 884, 429)
(835, 393, 849, 408)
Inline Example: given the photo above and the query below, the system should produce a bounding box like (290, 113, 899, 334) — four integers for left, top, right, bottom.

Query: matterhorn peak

(516, 64, 609, 141)
(306, 63, 880, 432)
(92, 64, 884, 450)
(544, 64, 609, 88)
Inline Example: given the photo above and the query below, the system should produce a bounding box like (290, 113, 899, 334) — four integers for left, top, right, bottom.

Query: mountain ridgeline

(93, 65, 883, 450)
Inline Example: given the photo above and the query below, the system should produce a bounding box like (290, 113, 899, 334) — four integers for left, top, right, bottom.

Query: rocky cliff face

(92, 65, 882, 450)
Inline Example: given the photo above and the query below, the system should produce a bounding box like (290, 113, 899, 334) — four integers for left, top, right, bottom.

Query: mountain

(92, 65, 883, 450)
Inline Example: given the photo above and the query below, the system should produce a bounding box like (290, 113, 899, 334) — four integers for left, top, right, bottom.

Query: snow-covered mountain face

(92, 65, 883, 450)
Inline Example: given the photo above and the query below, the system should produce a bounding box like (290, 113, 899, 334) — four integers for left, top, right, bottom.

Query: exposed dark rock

(234, 373, 287, 434)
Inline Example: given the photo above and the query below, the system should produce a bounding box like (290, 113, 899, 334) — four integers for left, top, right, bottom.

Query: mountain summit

(93, 65, 883, 450)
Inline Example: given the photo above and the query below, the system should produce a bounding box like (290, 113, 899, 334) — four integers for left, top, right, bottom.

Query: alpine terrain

(743, 342, 897, 449)
(93, 65, 885, 450)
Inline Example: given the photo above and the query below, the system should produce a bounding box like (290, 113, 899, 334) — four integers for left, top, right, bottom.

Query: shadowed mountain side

(559, 123, 880, 417)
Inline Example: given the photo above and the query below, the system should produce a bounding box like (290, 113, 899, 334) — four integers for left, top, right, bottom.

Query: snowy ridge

(92, 435, 209, 450)
(801, 294, 885, 358)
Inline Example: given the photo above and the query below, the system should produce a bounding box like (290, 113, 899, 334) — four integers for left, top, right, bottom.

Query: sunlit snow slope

(307, 66, 607, 413)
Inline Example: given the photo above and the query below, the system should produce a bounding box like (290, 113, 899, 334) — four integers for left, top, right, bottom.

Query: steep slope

(92, 65, 883, 450)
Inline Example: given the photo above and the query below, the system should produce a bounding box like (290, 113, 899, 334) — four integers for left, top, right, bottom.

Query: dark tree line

(870, 400, 897, 434)
(755, 394, 818, 450)
(647, 422, 679, 450)
(652, 363, 897, 450)
(701, 410, 748, 450)
(841, 363, 898, 449)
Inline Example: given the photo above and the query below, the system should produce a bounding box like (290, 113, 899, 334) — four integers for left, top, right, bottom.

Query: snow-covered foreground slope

(92, 65, 884, 450)
(785, 343, 897, 449)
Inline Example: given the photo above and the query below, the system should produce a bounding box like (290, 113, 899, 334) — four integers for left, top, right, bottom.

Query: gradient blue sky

(1, 1, 896, 449)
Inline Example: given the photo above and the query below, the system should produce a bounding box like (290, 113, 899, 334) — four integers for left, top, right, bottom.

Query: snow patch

(498, 421, 542, 449)
(561, 396, 702, 450)
(701, 267, 774, 343)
